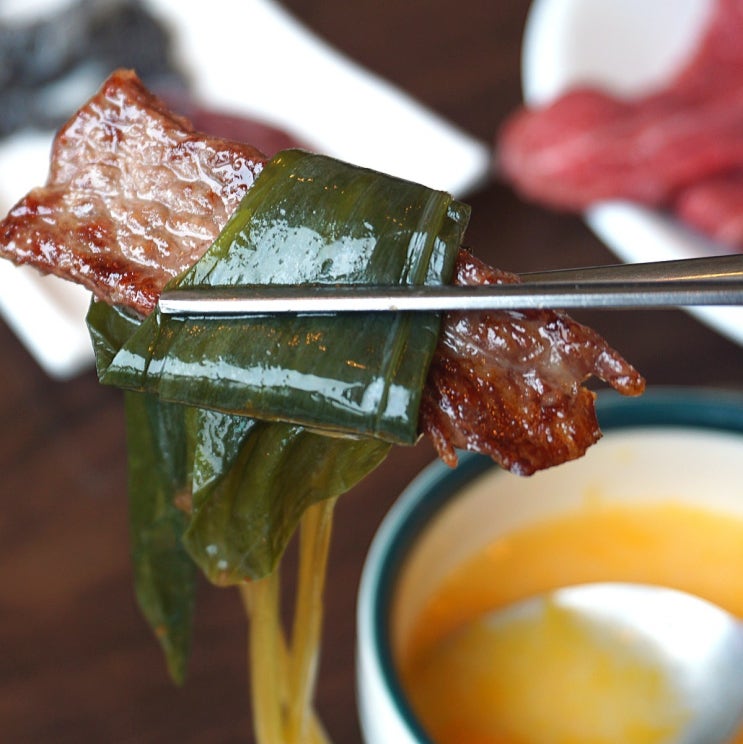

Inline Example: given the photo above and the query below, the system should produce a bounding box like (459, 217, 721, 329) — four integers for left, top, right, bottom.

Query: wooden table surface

(1, 1, 742, 742)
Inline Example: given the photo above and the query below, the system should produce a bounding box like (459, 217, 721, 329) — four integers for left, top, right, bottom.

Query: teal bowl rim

(361, 387, 743, 743)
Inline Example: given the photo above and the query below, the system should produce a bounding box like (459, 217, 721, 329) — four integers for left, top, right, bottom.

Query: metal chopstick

(157, 255, 743, 316)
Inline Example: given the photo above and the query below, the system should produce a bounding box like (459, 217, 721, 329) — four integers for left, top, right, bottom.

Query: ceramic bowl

(356, 388, 743, 743)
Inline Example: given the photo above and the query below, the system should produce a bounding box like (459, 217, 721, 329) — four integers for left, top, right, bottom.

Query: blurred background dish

(521, 0, 743, 347)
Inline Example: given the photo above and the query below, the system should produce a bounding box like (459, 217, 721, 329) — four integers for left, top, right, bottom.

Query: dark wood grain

(0, 2, 741, 742)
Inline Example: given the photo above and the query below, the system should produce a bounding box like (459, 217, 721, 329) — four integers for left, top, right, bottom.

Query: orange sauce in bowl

(398, 502, 743, 744)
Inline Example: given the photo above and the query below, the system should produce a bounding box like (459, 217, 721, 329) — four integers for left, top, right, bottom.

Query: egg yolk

(399, 502, 743, 744)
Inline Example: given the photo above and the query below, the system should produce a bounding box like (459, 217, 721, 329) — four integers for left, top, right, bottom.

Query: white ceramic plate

(0, 0, 490, 378)
(521, 0, 743, 347)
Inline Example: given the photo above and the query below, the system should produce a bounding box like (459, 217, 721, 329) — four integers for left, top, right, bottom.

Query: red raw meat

(671, 0, 743, 94)
(497, 0, 743, 238)
(675, 172, 743, 248)
(499, 87, 743, 210)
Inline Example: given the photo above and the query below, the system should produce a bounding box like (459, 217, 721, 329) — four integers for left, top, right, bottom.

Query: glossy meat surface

(421, 252, 645, 475)
(0, 70, 644, 474)
(0, 69, 266, 315)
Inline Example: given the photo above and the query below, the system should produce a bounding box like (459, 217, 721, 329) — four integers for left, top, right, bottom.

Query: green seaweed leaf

(124, 391, 197, 684)
(98, 150, 468, 443)
(85, 150, 469, 679)
(185, 413, 390, 585)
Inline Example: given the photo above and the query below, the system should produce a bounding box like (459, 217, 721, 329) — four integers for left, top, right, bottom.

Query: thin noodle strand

(286, 497, 338, 742)
(245, 569, 285, 743)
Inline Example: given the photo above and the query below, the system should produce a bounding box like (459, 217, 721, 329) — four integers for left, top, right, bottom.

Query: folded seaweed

(86, 150, 467, 680)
